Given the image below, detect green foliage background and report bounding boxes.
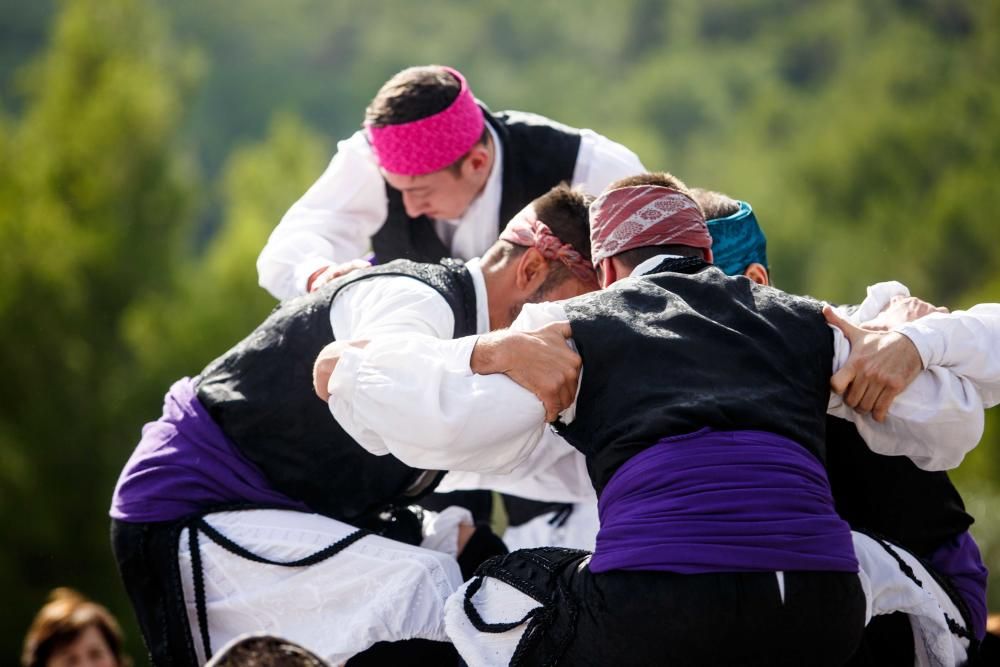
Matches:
[1,0,998,659]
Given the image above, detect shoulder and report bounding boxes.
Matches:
[332,130,378,166]
[491,109,581,137]
[338,261,473,308]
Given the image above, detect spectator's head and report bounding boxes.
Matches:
[589,172,712,287]
[22,588,129,667]
[365,65,492,220]
[482,183,597,328]
[690,187,769,286]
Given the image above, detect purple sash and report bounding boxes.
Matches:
[927,531,989,639]
[589,429,858,574]
[110,378,307,523]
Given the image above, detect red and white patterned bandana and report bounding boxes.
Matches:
[589,185,711,265]
[500,205,598,286]
[365,67,485,176]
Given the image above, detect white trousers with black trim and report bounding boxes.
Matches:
[177,508,466,665]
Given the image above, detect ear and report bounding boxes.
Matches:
[743,262,770,286]
[462,144,491,177]
[514,247,550,291]
[703,248,714,264]
[599,257,618,288]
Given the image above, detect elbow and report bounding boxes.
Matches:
[256,262,289,301]
[952,410,986,468]
[256,253,274,290]
[917,412,984,471]
[914,452,967,472]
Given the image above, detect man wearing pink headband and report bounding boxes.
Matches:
[324,172,1000,665]
[257,65,643,300]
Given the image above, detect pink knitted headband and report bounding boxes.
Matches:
[500,205,599,286]
[365,67,486,176]
[589,185,711,265]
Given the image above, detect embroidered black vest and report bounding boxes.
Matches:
[372,108,582,263]
[556,258,834,495]
[195,259,478,522]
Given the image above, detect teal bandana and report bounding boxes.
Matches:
[707,201,767,276]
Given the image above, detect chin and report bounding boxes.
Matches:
[436,208,462,220]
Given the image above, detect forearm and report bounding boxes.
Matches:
[828,311,986,470]
[897,304,1000,406]
[258,135,387,299]
[828,367,984,470]
[328,333,547,473]
[825,284,993,469]
[470,302,581,422]
[258,210,374,299]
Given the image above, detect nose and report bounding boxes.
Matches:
[402,192,428,218]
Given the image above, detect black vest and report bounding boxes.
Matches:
[195,259,478,522]
[825,416,973,555]
[557,258,834,494]
[372,108,582,263]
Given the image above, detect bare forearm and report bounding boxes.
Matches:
[470,323,580,422]
[470,331,511,375]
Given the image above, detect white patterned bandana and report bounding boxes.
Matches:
[589,185,711,265]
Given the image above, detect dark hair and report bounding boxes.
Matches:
[606,171,693,194]
[495,183,594,290]
[613,244,706,272]
[207,635,328,667]
[22,588,130,667]
[533,183,595,265]
[365,65,489,175]
[689,187,741,220]
[366,66,460,126]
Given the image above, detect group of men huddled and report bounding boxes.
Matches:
[110,65,1000,666]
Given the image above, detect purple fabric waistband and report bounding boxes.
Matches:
[589,429,858,575]
[927,531,989,640]
[110,377,307,523]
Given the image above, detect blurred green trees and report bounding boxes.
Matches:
[0,0,198,650]
[1,0,998,659]
[122,113,330,402]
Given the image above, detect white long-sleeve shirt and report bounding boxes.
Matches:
[329,258,595,505]
[258,123,645,300]
[328,261,1000,474]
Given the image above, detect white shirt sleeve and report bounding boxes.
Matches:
[330,274,995,475]
[826,283,995,470]
[897,303,1000,406]
[437,430,595,504]
[324,275,459,459]
[571,129,645,196]
[257,132,389,300]
[328,301,568,474]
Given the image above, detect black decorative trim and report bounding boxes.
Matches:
[186,516,369,660]
[866,532,975,643]
[462,548,589,666]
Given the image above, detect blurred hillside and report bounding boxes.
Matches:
[1,0,998,660]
